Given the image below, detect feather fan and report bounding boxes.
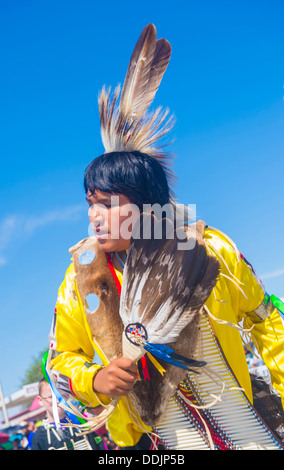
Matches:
[120,214,220,372]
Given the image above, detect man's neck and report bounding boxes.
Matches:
[112,250,127,273]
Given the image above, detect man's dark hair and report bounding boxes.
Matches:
[84,151,172,210]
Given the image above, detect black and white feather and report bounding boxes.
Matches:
[120,214,220,370]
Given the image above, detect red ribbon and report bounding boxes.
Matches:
[106,253,122,296]
[140,355,150,381]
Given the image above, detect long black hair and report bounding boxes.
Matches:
[84,151,173,210]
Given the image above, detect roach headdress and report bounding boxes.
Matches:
[98,24,175,178]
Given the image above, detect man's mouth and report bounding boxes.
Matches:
[94,228,109,240]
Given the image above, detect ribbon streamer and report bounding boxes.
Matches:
[41,351,85,427]
[143,342,206,372]
[140,355,150,381]
[270,294,284,318]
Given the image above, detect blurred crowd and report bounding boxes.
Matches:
[0,418,118,450]
[0,419,37,450]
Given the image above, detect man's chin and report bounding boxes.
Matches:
[95,238,110,250]
[95,238,117,252]
[96,237,130,253]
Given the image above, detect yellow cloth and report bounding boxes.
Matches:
[204,227,284,407]
[50,225,284,447]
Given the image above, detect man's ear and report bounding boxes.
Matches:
[37,395,43,406]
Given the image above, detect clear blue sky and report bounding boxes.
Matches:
[0,0,283,404]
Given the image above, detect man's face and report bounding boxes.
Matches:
[38,382,65,421]
[86,190,140,253]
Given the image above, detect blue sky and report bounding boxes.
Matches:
[0,0,283,405]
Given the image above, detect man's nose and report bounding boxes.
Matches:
[88,204,106,222]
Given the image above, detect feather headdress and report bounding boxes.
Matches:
[98,24,174,176]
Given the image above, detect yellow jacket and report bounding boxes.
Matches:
[50,226,284,447]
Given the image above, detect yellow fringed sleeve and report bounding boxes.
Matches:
[50,262,111,407]
[204,226,284,408]
[50,261,151,446]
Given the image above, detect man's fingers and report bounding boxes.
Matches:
[114,356,138,374]
[107,360,137,383]
[93,356,138,397]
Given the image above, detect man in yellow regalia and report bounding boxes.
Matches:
[44,24,284,450]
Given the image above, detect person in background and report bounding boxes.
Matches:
[31,378,105,450]
[21,419,37,450]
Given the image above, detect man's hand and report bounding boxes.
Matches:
[93,357,137,398]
